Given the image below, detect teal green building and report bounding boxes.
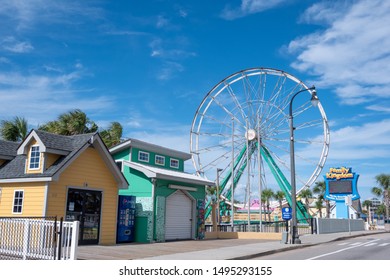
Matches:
[110,139,214,243]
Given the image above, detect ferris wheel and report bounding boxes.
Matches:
[190,68,330,217]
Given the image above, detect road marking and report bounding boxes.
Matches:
[307,239,381,260]
[338,242,349,246]
[378,243,390,247]
[350,242,362,246]
[364,243,377,247]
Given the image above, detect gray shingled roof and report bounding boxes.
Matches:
[0,130,95,180]
[0,140,19,158]
[34,130,94,152]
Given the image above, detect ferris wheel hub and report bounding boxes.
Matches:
[245,129,257,141]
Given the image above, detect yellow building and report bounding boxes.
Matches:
[0,130,128,245]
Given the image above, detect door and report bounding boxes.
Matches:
[66,188,102,245]
[165,190,193,240]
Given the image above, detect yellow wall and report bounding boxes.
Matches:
[0,182,46,217]
[0,159,5,166]
[45,153,61,169]
[47,147,119,245]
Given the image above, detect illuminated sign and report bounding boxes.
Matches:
[324,166,359,202]
[326,167,354,180]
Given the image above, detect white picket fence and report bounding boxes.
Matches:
[0,218,79,260]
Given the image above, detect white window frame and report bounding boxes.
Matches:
[12,190,24,214]
[155,155,165,166]
[29,145,41,170]
[138,151,149,163]
[170,158,179,169]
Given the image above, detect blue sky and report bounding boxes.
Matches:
[1,0,390,202]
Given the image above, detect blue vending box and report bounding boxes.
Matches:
[117,195,136,243]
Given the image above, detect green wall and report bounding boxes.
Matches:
[131,147,184,172]
[112,148,130,161]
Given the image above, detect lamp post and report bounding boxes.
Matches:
[289,85,319,244]
[216,168,223,228]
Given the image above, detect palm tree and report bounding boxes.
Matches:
[39,109,98,135]
[371,173,390,222]
[362,200,372,224]
[313,181,331,218]
[100,122,123,148]
[262,188,274,222]
[261,195,267,222]
[273,190,285,216]
[314,198,324,218]
[0,116,28,141]
[376,204,386,220]
[299,188,312,215]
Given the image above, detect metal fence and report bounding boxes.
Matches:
[0,217,79,260]
[205,218,317,235]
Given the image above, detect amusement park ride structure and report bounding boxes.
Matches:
[190,67,330,226]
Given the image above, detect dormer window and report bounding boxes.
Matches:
[155,155,165,166]
[138,151,149,163]
[29,145,41,169]
[170,158,179,169]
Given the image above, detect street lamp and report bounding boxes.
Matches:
[216,168,223,227]
[289,85,319,244]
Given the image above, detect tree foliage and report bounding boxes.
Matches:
[39,109,98,136]
[372,173,390,221]
[0,116,28,142]
[100,121,123,148]
[273,190,285,213]
[313,180,331,218]
[299,188,313,214]
[262,188,274,222]
[2,109,124,148]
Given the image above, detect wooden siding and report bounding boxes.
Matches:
[45,153,61,170]
[46,147,119,245]
[0,182,46,217]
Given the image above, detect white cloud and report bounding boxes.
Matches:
[157,61,184,80]
[0,57,11,64]
[221,0,287,20]
[0,0,103,30]
[366,104,390,113]
[0,70,113,125]
[288,0,390,105]
[178,9,188,18]
[302,119,390,163]
[1,36,33,53]
[156,15,169,29]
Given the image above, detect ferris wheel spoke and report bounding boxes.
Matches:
[262,143,290,172]
[268,75,287,105]
[294,118,324,131]
[292,100,313,118]
[209,94,245,127]
[262,117,289,138]
[199,113,234,131]
[225,81,248,123]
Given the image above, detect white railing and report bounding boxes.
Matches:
[0,218,79,260]
[58,220,80,260]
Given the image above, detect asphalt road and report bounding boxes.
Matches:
[252,232,390,260]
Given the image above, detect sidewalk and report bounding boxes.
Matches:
[77,230,388,260]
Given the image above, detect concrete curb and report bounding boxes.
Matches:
[229,230,388,260]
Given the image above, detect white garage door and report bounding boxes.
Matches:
[165,190,193,240]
